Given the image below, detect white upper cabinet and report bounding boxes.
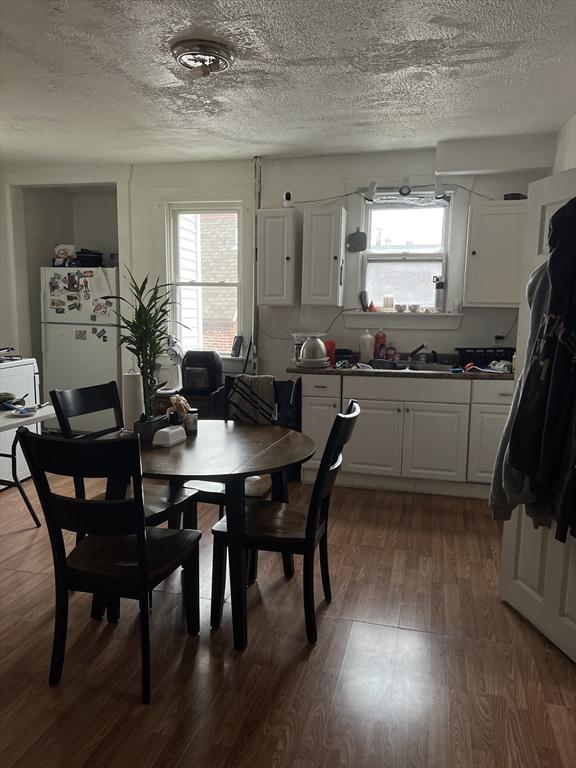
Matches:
[257,209,301,306]
[464,201,526,307]
[302,205,347,305]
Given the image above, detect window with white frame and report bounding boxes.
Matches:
[363,194,450,310]
[169,204,241,355]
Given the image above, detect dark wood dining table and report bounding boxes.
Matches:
[140,420,315,650]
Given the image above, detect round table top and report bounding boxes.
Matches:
[140,420,316,482]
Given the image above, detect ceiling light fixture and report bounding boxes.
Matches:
[170,39,234,76]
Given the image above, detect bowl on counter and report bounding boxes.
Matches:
[408,304,421,313]
[395,304,407,313]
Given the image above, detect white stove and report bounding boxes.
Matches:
[0,356,40,481]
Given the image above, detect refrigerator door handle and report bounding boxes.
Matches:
[42,324,48,362]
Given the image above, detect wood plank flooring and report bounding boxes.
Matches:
[0,479,574,768]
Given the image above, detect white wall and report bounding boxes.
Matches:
[1,145,548,377]
[258,152,542,376]
[72,191,118,254]
[21,188,74,370]
[2,165,131,362]
[553,114,576,173]
[0,171,18,350]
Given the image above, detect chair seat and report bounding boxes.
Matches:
[185,475,272,501]
[67,526,201,585]
[92,481,196,526]
[212,498,313,547]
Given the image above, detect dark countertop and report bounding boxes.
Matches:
[286,367,514,381]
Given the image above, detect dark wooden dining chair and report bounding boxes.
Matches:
[51,381,198,530]
[210,399,360,643]
[187,376,302,582]
[17,427,201,704]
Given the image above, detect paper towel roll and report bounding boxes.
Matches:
[123,370,145,430]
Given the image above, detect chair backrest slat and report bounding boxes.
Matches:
[51,381,124,439]
[50,496,144,536]
[17,428,146,539]
[305,400,360,542]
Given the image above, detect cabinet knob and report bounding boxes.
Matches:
[397,408,401,413]
[286,256,291,261]
[471,250,477,255]
[333,255,338,261]
[405,408,410,412]
[332,404,337,408]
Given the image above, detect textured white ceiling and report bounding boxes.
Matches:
[1,0,575,165]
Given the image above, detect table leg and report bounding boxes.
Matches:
[225,476,247,650]
[11,434,41,528]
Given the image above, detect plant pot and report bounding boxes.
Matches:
[133,415,169,443]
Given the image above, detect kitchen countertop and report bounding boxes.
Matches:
[286,367,514,381]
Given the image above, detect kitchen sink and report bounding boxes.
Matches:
[368,360,453,373]
[398,363,454,372]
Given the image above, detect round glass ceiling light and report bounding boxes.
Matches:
[170,40,234,76]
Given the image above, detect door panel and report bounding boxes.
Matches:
[342,399,402,476]
[500,168,576,661]
[467,404,509,483]
[302,206,345,305]
[465,203,525,306]
[257,209,297,305]
[301,396,340,470]
[402,401,469,481]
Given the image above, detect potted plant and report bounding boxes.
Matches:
[104,270,172,417]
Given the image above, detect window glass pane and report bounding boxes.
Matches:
[369,207,445,252]
[177,211,238,283]
[365,260,442,307]
[175,285,238,355]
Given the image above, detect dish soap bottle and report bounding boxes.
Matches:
[359,330,374,363]
[374,329,387,359]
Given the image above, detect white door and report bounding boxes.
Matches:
[301,395,340,470]
[464,202,526,306]
[500,168,576,662]
[257,209,299,305]
[41,267,118,324]
[42,323,120,432]
[342,399,403,476]
[301,205,346,306]
[467,404,509,483]
[402,401,469,481]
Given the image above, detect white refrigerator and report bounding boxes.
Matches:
[41,267,120,431]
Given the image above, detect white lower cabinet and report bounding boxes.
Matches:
[342,399,403,476]
[402,401,469,482]
[467,403,509,483]
[301,396,340,469]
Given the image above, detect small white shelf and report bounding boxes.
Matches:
[343,312,463,331]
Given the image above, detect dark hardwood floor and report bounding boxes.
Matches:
[0,479,574,768]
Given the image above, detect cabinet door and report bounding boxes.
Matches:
[342,399,403,476]
[464,201,526,306]
[402,402,469,481]
[257,209,299,305]
[301,396,340,469]
[302,205,346,306]
[467,403,509,483]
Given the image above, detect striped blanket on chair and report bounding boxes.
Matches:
[228,375,276,424]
